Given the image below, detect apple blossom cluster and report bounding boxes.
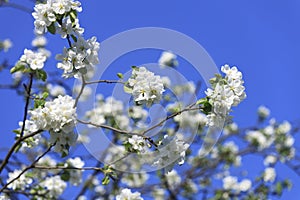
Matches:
[32,0,82,35]
[126,67,165,105]
[246,119,295,160]
[263,167,276,182]
[66,157,85,186]
[154,135,189,173]
[222,176,252,193]
[28,95,77,154]
[85,96,131,130]
[116,188,143,200]
[127,135,146,153]
[0,38,12,52]
[40,175,67,198]
[7,169,33,191]
[204,64,246,128]
[32,0,100,78]
[158,51,178,68]
[31,35,52,58]
[16,120,41,151]
[18,49,47,70]
[56,36,100,78]
[165,170,181,190]
[168,102,207,129]
[121,172,149,188]
[258,105,270,120]
[211,141,241,166]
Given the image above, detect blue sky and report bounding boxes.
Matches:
[1,0,300,199]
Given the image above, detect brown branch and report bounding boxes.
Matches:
[0,1,32,13]
[0,143,54,192]
[0,130,43,174]
[85,79,124,85]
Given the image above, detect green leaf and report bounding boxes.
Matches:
[275,182,283,196]
[13,129,21,135]
[70,10,77,23]
[131,66,137,69]
[117,73,123,79]
[123,85,133,93]
[61,171,71,181]
[124,142,132,152]
[196,97,207,105]
[34,99,45,109]
[47,23,56,34]
[202,101,212,115]
[36,70,47,82]
[102,175,110,185]
[10,64,25,74]
[42,91,49,99]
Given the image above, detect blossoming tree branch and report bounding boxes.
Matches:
[0,0,299,199]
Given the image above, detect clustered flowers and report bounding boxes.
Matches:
[56,36,100,78]
[126,67,165,105]
[32,0,82,35]
[32,0,100,78]
[18,49,47,70]
[204,64,246,127]
[154,135,189,173]
[158,51,178,68]
[28,95,77,154]
[116,188,143,200]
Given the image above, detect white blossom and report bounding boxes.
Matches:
[32,0,82,34]
[152,186,165,200]
[32,35,47,47]
[1,39,12,52]
[264,155,277,166]
[173,81,196,95]
[258,105,270,119]
[56,36,99,78]
[246,130,273,150]
[205,64,246,127]
[127,67,165,105]
[284,135,295,147]
[158,51,178,67]
[85,96,125,127]
[121,172,149,188]
[223,176,238,190]
[19,49,47,70]
[128,135,146,152]
[277,121,291,134]
[116,188,143,200]
[165,170,181,190]
[238,179,252,192]
[29,95,77,154]
[154,135,189,173]
[174,110,207,129]
[263,167,276,182]
[56,16,84,38]
[40,175,67,198]
[67,157,85,186]
[7,170,33,190]
[47,84,66,97]
[17,120,41,150]
[32,2,56,34]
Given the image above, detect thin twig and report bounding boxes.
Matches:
[85,79,124,85]
[20,73,33,138]
[73,75,86,108]
[33,165,104,172]
[0,143,54,192]
[0,130,43,174]
[0,2,32,13]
